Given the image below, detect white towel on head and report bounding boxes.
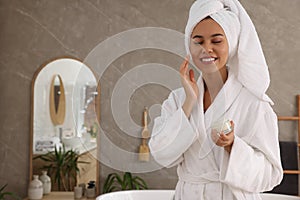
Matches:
[185,0,273,104]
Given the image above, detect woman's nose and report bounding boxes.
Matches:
[201,43,213,54]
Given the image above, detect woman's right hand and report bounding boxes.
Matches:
[180,56,199,118]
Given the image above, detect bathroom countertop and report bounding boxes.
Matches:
[33,141,97,155]
[24,192,96,200]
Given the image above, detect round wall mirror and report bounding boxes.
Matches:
[30,57,100,193]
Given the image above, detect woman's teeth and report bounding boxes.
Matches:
[201,57,216,62]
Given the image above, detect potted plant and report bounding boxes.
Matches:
[0,184,20,200]
[103,172,148,194]
[34,145,89,191]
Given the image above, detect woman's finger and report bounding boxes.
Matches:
[180,58,189,75]
[230,120,235,130]
[189,69,195,82]
[185,55,190,62]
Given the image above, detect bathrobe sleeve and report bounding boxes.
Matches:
[220,101,283,193]
[149,90,197,168]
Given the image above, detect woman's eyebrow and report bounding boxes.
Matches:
[192,33,224,39]
[192,35,203,39]
[211,33,224,37]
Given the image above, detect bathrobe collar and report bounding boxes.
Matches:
[190,70,243,141]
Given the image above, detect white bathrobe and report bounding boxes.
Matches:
[149,72,283,200]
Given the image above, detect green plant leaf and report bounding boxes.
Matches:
[0,184,7,193]
[34,145,88,191]
[103,174,117,193]
[103,172,148,193]
[123,172,134,190]
[0,184,21,200]
[132,176,148,189]
[108,186,117,193]
[114,173,122,185]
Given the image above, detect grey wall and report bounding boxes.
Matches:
[0,0,300,198]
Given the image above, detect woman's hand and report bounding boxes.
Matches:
[180,55,199,118]
[212,121,235,153]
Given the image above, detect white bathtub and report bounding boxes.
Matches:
[96,190,300,200]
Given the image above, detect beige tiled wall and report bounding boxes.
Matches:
[0,0,300,198]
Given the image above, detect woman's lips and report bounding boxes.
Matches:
[200,57,217,64]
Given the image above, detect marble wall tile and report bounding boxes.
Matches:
[0,0,300,198]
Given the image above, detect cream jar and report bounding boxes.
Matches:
[212,119,232,135]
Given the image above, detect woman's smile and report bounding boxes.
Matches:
[200,56,218,65]
[190,17,229,74]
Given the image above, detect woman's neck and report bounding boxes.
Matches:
[203,66,228,101]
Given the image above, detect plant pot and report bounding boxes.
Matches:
[74,186,83,199]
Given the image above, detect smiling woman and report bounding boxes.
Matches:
[190,17,229,74]
[148,0,283,199]
[0,0,300,199]
[188,17,230,113]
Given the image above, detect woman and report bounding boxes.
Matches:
[149,0,283,199]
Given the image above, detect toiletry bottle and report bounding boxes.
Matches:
[39,170,51,195]
[28,175,43,200]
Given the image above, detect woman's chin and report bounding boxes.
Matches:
[197,65,220,74]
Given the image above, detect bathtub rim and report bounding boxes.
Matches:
[96,189,300,199]
[96,190,174,199]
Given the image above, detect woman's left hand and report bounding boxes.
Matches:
[212,121,235,153]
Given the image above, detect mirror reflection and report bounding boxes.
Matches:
[31,58,99,192]
[49,74,66,127]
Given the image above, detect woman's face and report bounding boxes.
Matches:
[190,18,229,74]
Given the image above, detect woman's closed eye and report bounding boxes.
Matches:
[192,39,203,45]
[192,38,223,45]
[212,39,222,44]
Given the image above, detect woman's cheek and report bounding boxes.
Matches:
[189,45,202,62]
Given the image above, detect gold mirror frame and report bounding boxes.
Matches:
[29,57,100,194]
[49,75,66,126]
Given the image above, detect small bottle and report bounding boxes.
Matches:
[86,181,96,198]
[39,171,51,195]
[28,175,43,200]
